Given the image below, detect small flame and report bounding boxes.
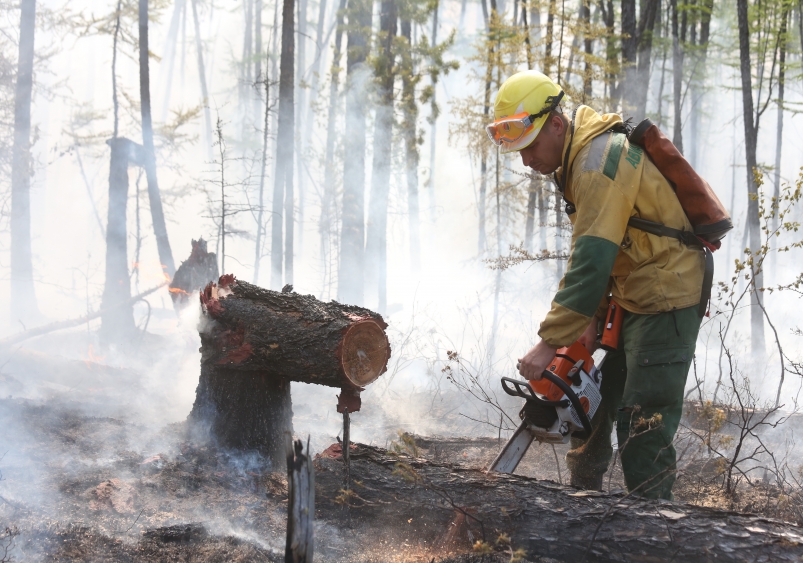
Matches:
[169,287,190,295]
[83,344,106,368]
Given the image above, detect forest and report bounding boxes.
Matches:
[1,0,803,560]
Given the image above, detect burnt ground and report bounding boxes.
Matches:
[1,336,803,562]
[1,396,803,562]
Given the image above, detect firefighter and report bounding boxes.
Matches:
[486,70,705,500]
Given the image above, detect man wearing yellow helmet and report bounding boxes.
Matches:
[488,70,705,500]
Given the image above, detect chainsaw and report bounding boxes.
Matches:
[488,341,607,474]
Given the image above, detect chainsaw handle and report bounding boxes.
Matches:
[500,376,571,408]
[501,377,537,401]
[539,371,594,436]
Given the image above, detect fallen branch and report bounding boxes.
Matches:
[0,282,168,347]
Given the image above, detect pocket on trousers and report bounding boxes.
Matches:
[634,346,691,368]
[625,345,692,409]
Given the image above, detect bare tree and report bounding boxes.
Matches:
[271,0,296,289]
[10,0,40,325]
[191,0,214,163]
[139,0,176,278]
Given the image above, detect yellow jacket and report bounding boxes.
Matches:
[538,106,705,347]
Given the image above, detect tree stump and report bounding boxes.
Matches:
[189,275,391,467]
[169,238,219,310]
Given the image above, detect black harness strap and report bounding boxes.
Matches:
[555,108,579,215]
[626,217,713,317]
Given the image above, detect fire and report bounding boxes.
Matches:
[169,287,190,295]
[83,344,106,368]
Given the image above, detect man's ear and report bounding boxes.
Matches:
[551,114,566,136]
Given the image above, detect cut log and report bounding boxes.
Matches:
[313,443,803,563]
[189,274,391,466]
[195,275,391,388]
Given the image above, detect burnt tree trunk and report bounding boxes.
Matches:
[190,275,391,465]
[285,438,314,562]
[169,238,219,309]
[101,138,145,342]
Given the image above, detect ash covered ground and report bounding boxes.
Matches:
[1,323,802,562]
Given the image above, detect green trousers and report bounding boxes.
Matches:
[565,305,702,500]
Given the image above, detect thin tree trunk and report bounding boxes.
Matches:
[139,0,176,279]
[366,0,397,313]
[655,0,669,126]
[523,0,537,253]
[670,0,684,153]
[632,0,659,118]
[621,0,637,111]
[10,0,39,325]
[254,0,263,122]
[736,0,765,353]
[427,0,439,222]
[771,2,789,239]
[400,17,421,274]
[598,0,617,107]
[272,0,296,289]
[295,0,308,251]
[581,0,592,101]
[478,0,492,255]
[112,0,122,137]
[338,0,374,305]
[688,0,712,169]
[254,74,270,285]
[240,0,254,137]
[303,0,328,191]
[159,0,185,123]
[321,0,347,296]
[191,0,214,164]
[545,0,556,74]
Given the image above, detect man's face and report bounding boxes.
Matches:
[518,114,566,175]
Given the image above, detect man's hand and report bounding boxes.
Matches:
[518,339,559,381]
[577,317,600,353]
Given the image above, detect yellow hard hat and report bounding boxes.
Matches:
[488,71,564,154]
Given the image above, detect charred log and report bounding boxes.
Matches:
[190,274,390,466]
[313,444,803,563]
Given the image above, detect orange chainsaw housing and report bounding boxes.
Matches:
[530,342,595,405]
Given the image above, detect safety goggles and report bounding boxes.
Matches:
[485,91,565,148]
[485,112,539,146]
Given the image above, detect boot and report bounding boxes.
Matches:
[570,472,604,491]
